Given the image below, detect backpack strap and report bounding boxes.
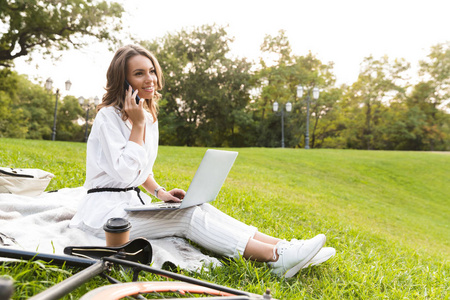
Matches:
[0,168,34,178]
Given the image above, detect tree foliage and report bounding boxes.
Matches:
[341,56,410,150]
[0,69,28,138]
[413,42,450,150]
[56,95,87,142]
[252,30,338,148]
[0,70,87,141]
[142,24,253,147]
[0,0,124,66]
[0,21,448,150]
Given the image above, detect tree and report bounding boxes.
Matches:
[0,0,124,67]
[0,69,28,138]
[0,71,87,141]
[254,30,338,148]
[378,101,428,150]
[377,43,450,151]
[308,87,345,148]
[342,55,410,150]
[14,74,55,139]
[291,53,337,148]
[411,42,450,150]
[418,42,450,110]
[56,95,86,142]
[142,24,253,147]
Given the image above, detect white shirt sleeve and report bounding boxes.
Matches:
[85,107,150,187]
[97,120,148,183]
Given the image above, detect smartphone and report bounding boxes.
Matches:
[124,80,141,104]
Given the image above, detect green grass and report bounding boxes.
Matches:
[0,138,449,299]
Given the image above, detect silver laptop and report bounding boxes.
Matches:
[125,149,238,212]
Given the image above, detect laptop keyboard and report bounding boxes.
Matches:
[156,202,181,209]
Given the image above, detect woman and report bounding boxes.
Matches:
[69,44,335,278]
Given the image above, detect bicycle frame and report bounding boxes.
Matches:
[0,246,275,299]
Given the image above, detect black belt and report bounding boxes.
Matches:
[87,187,145,205]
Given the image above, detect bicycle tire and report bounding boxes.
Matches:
[80,281,239,299]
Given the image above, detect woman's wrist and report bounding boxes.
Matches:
[154,186,166,198]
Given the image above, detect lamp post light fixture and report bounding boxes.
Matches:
[79,96,100,142]
[297,85,319,149]
[273,101,292,148]
[45,78,72,141]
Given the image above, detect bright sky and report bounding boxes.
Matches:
[13,0,450,101]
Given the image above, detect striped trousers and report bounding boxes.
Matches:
[127,204,257,258]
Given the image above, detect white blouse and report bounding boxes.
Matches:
[70,106,158,235]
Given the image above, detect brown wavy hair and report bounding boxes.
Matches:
[97,44,164,122]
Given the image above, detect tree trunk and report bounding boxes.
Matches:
[365,102,372,150]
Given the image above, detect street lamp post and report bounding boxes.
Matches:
[273,101,292,148]
[45,78,72,141]
[297,85,319,149]
[79,96,100,142]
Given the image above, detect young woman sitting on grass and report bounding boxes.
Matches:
[69,44,335,278]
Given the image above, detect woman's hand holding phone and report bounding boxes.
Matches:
[124,80,141,105]
[124,84,145,126]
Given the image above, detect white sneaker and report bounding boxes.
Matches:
[290,238,336,269]
[268,234,326,278]
[302,247,336,268]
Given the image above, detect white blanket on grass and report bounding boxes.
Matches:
[0,187,221,271]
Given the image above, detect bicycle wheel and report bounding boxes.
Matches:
[79,281,263,299]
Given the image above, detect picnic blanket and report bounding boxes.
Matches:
[0,187,221,271]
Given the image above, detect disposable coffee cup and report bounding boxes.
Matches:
[0,277,14,300]
[103,218,132,247]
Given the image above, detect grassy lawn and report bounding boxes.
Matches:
[0,138,449,299]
